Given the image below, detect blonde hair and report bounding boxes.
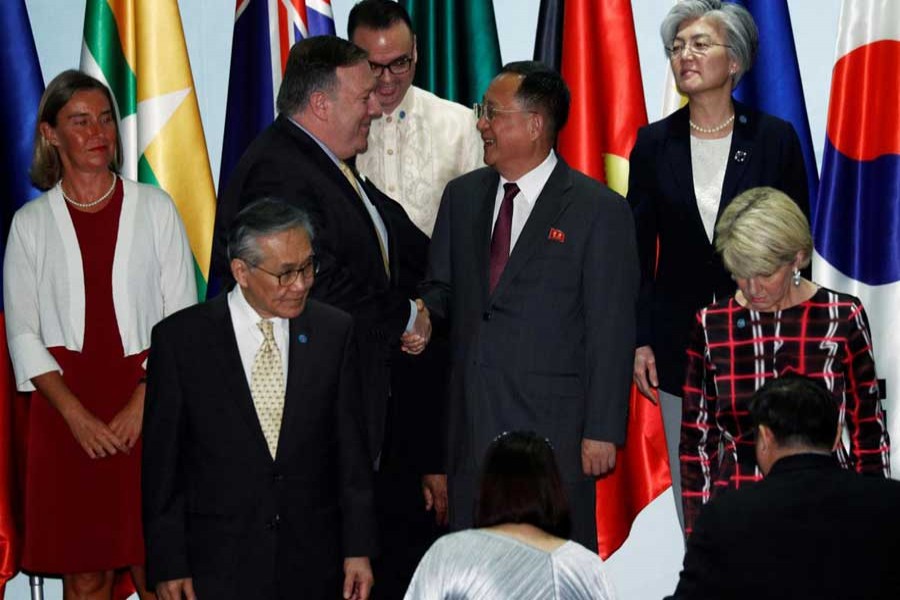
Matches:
[30,70,122,190]
[715,187,812,279]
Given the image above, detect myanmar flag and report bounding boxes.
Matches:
[81,0,216,301]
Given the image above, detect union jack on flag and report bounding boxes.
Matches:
[211,0,334,297]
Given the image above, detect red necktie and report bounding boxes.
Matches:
[489,182,519,293]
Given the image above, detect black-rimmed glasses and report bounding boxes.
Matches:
[249,255,319,287]
[368,56,413,77]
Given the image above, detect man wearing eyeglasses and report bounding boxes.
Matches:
[420,62,639,551]
[144,198,376,600]
[348,0,483,238]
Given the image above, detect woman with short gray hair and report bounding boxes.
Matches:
[680,187,889,534]
[627,0,810,531]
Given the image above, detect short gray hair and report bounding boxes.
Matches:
[715,187,812,279]
[226,198,316,265]
[660,0,758,86]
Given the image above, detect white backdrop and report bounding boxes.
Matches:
[10,1,842,598]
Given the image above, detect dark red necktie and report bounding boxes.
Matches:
[489,182,519,293]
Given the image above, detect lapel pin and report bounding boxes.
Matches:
[733,150,748,163]
[297,334,308,344]
[737,318,746,329]
[548,228,566,243]
[738,114,748,124]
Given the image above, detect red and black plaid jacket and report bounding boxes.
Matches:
[680,287,890,534]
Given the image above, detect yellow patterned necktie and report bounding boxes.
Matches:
[250,320,285,458]
[337,160,390,277]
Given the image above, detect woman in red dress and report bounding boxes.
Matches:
[3,70,197,598]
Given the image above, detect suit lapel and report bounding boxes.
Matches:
[475,170,500,305]
[491,159,573,299]
[208,295,273,462]
[716,101,754,223]
[277,117,390,284]
[665,106,699,223]
[276,309,313,461]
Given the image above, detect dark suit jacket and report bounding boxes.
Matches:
[142,296,376,599]
[213,115,431,462]
[421,157,639,495]
[628,101,809,393]
[668,453,900,600]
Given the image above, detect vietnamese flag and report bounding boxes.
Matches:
[534,0,672,559]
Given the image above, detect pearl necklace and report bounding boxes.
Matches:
[60,174,118,209]
[689,113,735,134]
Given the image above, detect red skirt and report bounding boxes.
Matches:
[21,347,147,574]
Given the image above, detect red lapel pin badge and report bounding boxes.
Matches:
[548,227,566,243]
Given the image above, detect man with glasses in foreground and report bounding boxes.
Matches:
[420,62,639,551]
[144,198,376,600]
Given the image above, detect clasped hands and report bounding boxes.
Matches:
[401,298,431,355]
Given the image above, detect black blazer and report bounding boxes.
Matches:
[213,115,430,460]
[142,296,376,599]
[422,158,639,484]
[628,101,809,393]
[668,454,900,600]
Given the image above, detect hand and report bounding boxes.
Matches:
[401,299,431,355]
[422,474,449,526]
[581,438,617,477]
[108,381,146,451]
[64,403,128,459]
[343,556,373,600]
[633,345,659,402]
[156,577,196,600]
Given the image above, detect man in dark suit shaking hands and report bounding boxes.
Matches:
[669,376,900,600]
[143,199,376,600]
[420,62,640,551]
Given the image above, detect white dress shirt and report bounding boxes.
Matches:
[492,150,559,253]
[287,118,417,331]
[228,285,289,389]
[357,86,484,237]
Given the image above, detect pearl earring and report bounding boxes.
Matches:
[792,268,801,287]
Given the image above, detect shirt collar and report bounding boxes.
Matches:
[499,150,558,207]
[287,116,342,166]
[228,284,289,336]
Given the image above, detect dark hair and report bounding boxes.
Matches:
[749,376,839,451]
[500,61,571,144]
[30,70,123,190]
[227,198,316,265]
[276,36,368,116]
[347,0,413,39]
[475,431,571,538]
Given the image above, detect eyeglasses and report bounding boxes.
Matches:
[472,102,535,122]
[368,56,413,77]
[249,255,319,287]
[665,39,733,60]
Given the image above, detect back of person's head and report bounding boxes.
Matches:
[347,0,414,38]
[498,61,571,144]
[276,36,368,116]
[475,431,571,538]
[750,376,839,451]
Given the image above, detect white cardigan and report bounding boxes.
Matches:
[3,178,197,391]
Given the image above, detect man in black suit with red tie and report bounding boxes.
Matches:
[420,62,640,551]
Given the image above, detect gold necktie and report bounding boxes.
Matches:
[250,320,285,458]
[337,160,390,277]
